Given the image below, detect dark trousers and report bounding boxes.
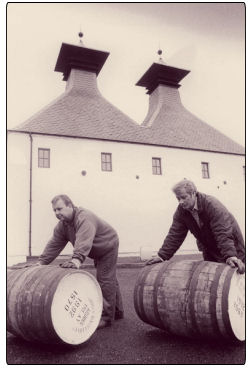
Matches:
[94,241,124,323]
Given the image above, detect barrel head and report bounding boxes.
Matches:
[227,270,245,341]
[51,270,103,345]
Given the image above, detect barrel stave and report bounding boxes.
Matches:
[158,261,200,336]
[186,262,224,338]
[28,267,58,342]
[8,267,40,341]
[16,267,42,342]
[7,268,27,336]
[25,266,63,343]
[141,265,163,328]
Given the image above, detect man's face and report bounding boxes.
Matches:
[175,188,196,210]
[52,199,73,221]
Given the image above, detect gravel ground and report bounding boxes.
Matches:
[6,267,245,365]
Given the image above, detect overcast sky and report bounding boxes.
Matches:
[6,2,245,146]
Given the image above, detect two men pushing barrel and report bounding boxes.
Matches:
[30,179,245,330]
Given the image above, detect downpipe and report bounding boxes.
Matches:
[28,133,33,257]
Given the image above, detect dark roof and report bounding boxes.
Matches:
[12,88,141,142]
[136,62,190,94]
[139,102,245,154]
[54,43,109,81]
[12,38,244,157]
[12,85,244,155]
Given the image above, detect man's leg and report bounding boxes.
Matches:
[115,279,124,319]
[95,241,123,325]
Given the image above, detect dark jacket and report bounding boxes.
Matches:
[39,207,119,265]
[158,192,245,263]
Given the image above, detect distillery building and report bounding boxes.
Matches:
[7,38,245,265]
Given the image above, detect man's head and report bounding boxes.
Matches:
[172,179,197,210]
[51,194,74,221]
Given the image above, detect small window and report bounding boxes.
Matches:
[201,162,210,179]
[152,157,162,175]
[38,148,50,168]
[101,153,112,171]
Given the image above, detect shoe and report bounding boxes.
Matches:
[97,319,111,329]
[115,311,124,320]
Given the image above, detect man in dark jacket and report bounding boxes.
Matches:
[146,179,245,273]
[32,194,124,328]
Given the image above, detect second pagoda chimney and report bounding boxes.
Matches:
[136,57,190,126]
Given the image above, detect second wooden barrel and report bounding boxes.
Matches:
[7,265,103,345]
[134,260,245,341]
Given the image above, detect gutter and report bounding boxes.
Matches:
[28,133,33,257]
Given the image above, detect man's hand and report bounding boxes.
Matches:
[60,259,81,269]
[11,262,41,269]
[226,256,245,274]
[145,256,163,265]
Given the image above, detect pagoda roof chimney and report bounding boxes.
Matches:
[54,37,109,81]
[136,50,190,94]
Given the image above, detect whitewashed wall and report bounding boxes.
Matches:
[7,133,30,264]
[7,132,245,264]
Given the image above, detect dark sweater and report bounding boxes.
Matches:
[158,192,245,263]
[39,207,118,264]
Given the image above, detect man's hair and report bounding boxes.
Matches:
[51,194,74,207]
[172,179,197,195]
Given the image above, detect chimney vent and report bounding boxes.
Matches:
[136,63,190,94]
[54,43,109,81]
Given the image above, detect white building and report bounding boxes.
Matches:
[7,41,245,265]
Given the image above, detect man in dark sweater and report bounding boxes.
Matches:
[36,194,124,328]
[146,179,245,274]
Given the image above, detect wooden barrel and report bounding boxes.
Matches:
[134,260,245,341]
[7,265,103,345]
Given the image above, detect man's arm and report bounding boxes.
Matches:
[60,214,97,269]
[205,198,245,273]
[39,223,68,265]
[205,198,238,260]
[158,213,188,260]
[146,211,188,265]
[69,216,96,264]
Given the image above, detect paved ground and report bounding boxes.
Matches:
[7,266,245,365]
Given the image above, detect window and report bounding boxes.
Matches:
[152,157,162,175]
[201,162,210,178]
[101,153,112,171]
[38,148,50,168]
